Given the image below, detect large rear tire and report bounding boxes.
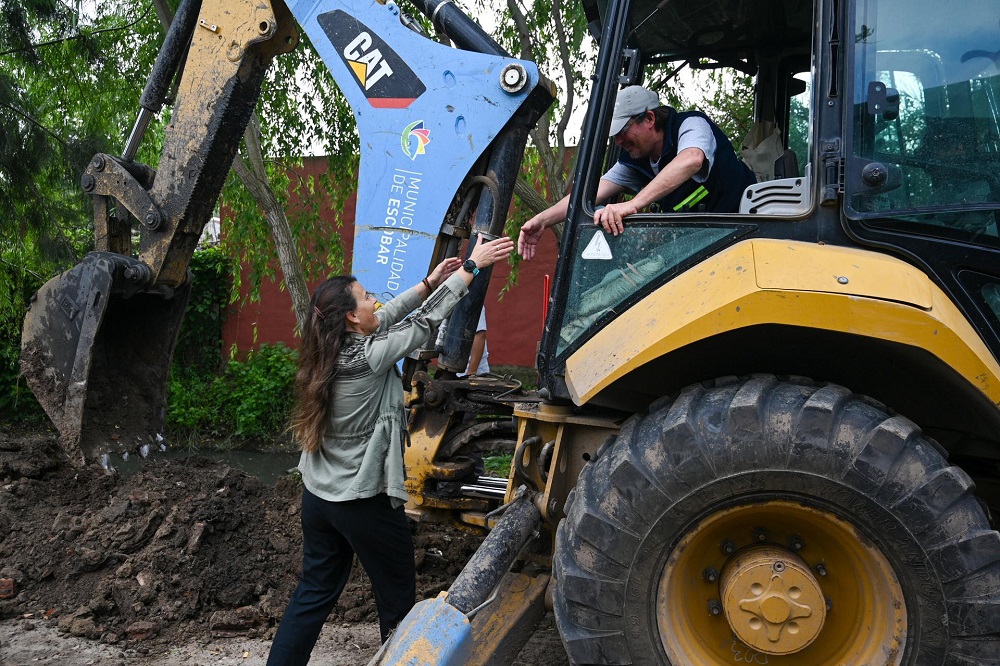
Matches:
[553,376,1000,664]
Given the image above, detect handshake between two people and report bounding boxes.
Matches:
[425,236,516,289]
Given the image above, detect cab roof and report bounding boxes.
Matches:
[582,0,813,65]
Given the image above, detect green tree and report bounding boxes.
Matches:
[4,0,356,343]
[1,0,162,420]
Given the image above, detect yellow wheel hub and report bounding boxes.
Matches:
[655,500,907,664]
[720,546,825,654]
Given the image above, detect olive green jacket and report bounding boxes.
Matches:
[298,273,469,508]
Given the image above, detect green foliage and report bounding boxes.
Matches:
[167,343,298,441]
[483,454,512,479]
[166,369,223,439]
[221,30,354,312]
[0,250,45,422]
[173,246,231,373]
[691,69,755,151]
[2,0,164,279]
[224,343,298,437]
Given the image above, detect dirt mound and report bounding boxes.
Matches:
[0,427,483,649]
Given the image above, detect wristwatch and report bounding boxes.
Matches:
[462,259,479,276]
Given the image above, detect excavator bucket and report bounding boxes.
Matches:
[20,252,190,466]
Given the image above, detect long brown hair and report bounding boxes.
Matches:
[291,276,357,453]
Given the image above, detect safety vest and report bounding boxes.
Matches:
[617,109,756,213]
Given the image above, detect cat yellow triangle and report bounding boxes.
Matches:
[349,60,367,86]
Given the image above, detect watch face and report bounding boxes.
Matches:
[463,259,478,273]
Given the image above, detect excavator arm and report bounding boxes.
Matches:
[20,0,552,464]
[21,0,299,465]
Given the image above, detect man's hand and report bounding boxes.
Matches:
[593,201,638,236]
[517,214,547,261]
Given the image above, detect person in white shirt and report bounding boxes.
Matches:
[465,308,489,376]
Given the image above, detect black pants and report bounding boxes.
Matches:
[266,490,416,665]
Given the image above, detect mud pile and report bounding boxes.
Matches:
[0,427,483,647]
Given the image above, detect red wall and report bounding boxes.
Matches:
[221,157,559,368]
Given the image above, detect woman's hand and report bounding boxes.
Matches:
[469,236,515,268]
[427,257,462,289]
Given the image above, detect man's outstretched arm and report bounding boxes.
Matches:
[518,179,626,260]
[592,147,705,235]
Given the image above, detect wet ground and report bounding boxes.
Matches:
[0,426,569,665]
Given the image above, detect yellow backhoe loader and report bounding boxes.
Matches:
[21,0,1000,663]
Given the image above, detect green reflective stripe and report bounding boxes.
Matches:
[672,185,708,211]
[688,187,710,208]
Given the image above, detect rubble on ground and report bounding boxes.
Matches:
[0,427,483,649]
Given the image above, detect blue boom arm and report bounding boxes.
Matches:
[288,0,544,299]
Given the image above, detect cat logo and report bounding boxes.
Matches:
[318,11,427,109]
[343,33,393,90]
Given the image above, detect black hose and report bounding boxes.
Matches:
[445,494,540,614]
[139,0,202,113]
[407,0,509,57]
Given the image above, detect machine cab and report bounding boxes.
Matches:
[538,0,1000,413]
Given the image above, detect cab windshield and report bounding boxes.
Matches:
[848,0,1000,246]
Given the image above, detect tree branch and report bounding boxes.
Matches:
[237,112,311,334]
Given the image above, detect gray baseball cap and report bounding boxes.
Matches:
[609,86,660,136]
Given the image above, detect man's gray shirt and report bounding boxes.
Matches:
[603,116,717,192]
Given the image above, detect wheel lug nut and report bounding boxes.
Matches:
[708,600,722,616]
[703,567,718,583]
[721,540,737,555]
[790,535,804,551]
[753,528,768,542]
[816,563,827,577]
[825,597,833,611]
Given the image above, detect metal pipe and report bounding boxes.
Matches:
[460,484,507,499]
[446,495,541,614]
[139,0,202,114]
[475,476,509,488]
[123,0,202,163]
[122,110,154,164]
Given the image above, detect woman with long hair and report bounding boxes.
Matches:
[267,236,514,665]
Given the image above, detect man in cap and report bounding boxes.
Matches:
[518,85,756,260]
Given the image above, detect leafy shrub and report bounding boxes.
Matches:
[222,343,298,437]
[484,454,513,479]
[0,334,44,422]
[173,246,230,373]
[167,342,298,442]
[167,369,226,439]
[0,258,45,423]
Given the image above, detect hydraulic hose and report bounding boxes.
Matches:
[445,493,540,614]
[407,0,509,57]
